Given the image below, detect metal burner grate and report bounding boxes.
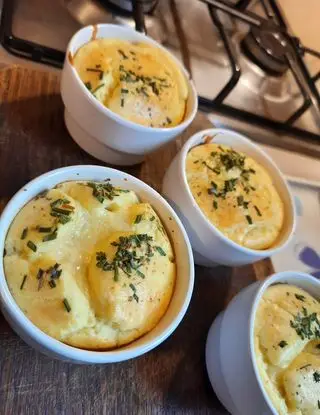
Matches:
[200,0,320,142]
[1,0,319,143]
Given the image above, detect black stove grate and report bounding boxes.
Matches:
[201,0,320,143]
[1,0,320,142]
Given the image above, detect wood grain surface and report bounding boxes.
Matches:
[0,66,273,415]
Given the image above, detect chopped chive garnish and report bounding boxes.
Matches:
[290,308,320,340]
[254,205,262,216]
[21,227,28,240]
[27,240,37,252]
[295,294,306,302]
[121,98,124,107]
[237,195,244,206]
[133,293,139,303]
[155,246,166,256]
[300,364,312,370]
[37,268,44,280]
[136,269,145,279]
[213,200,218,210]
[92,83,105,94]
[85,81,92,91]
[246,215,253,225]
[63,298,71,313]
[121,88,129,94]
[86,68,103,73]
[134,214,143,224]
[51,207,72,216]
[150,216,155,221]
[278,340,288,348]
[20,275,27,290]
[166,117,172,124]
[114,265,119,282]
[313,371,320,383]
[42,230,57,242]
[48,280,56,288]
[129,283,136,292]
[37,226,52,233]
[118,49,128,59]
[243,201,249,209]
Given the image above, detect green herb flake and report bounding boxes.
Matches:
[290,308,320,340]
[318,400,320,409]
[313,371,320,383]
[134,214,143,224]
[129,283,136,292]
[213,200,218,210]
[300,364,311,370]
[114,265,119,282]
[254,205,262,217]
[21,227,28,240]
[166,117,172,124]
[27,240,37,252]
[278,340,288,348]
[136,269,145,279]
[48,280,56,289]
[246,215,253,225]
[295,294,306,302]
[150,216,155,222]
[121,98,124,107]
[42,230,58,242]
[86,67,103,73]
[37,226,52,233]
[121,88,129,94]
[85,81,92,91]
[155,246,166,256]
[20,275,27,290]
[118,49,128,59]
[237,195,244,206]
[96,234,154,280]
[63,298,71,313]
[92,83,105,94]
[133,293,139,303]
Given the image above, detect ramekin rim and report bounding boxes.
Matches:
[64,23,198,133]
[0,165,195,362]
[177,127,296,257]
[248,271,320,414]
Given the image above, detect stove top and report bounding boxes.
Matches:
[1,0,320,152]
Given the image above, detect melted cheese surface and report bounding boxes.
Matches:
[4,181,175,350]
[254,284,320,414]
[186,143,284,249]
[73,39,188,128]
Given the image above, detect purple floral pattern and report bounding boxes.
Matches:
[298,246,320,279]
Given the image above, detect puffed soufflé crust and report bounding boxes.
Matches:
[254,284,320,414]
[186,143,284,250]
[4,181,175,349]
[73,39,188,128]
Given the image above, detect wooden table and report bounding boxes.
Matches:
[0,66,273,414]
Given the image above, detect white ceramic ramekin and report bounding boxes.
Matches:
[206,271,320,415]
[162,128,296,267]
[61,24,198,166]
[0,165,194,363]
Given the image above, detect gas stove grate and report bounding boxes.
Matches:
[199,0,320,142]
[1,0,319,143]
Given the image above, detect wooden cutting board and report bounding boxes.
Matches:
[0,66,273,415]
